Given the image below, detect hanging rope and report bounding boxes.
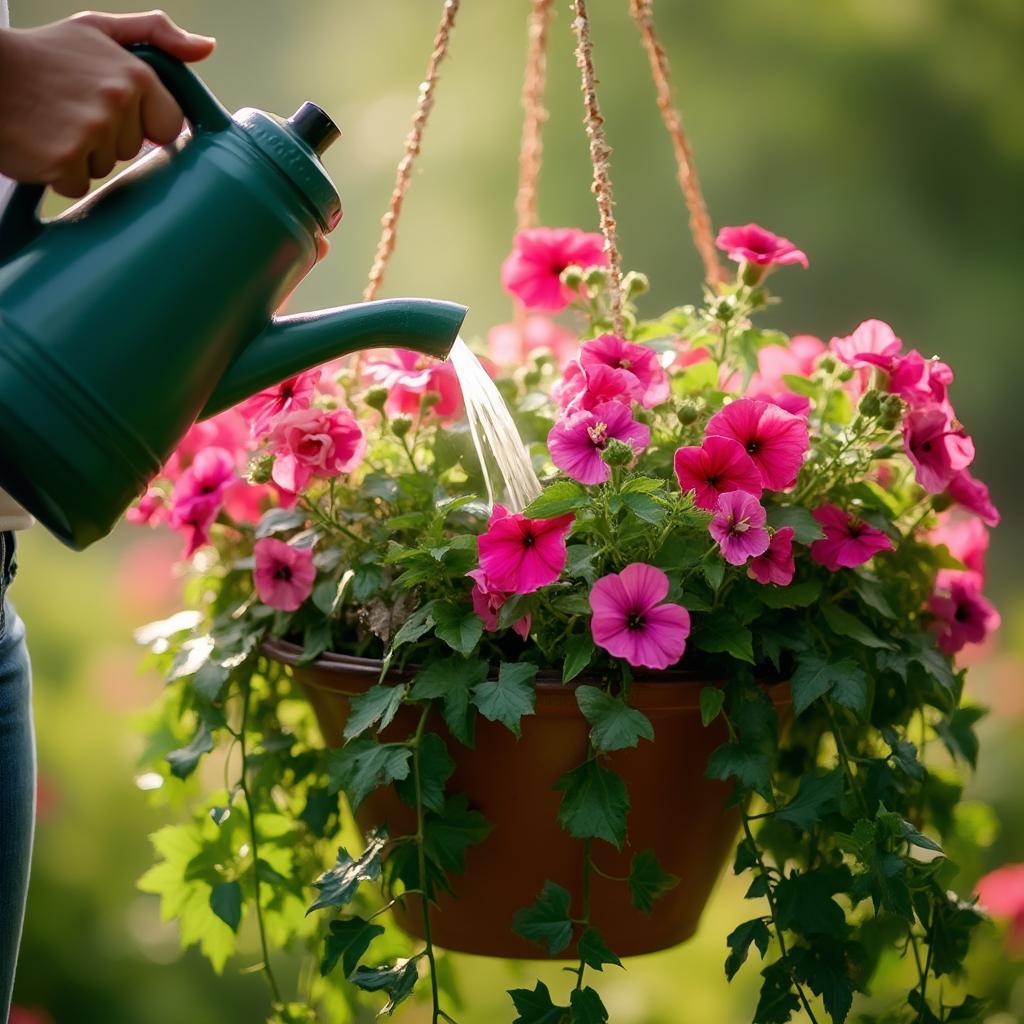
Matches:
[570,0,625,337]
[628,0,725,287]
[362,0,461,304]
[515,0,555,234]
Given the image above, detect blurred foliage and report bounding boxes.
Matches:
[9,0,1024,1021]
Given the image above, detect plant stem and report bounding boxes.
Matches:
[575,838,593,992]
[239,670,283,1005]
[824,698,871,818]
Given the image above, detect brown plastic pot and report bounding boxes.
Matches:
[264,638,789,959]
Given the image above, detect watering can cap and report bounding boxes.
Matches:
[234,102,343,232]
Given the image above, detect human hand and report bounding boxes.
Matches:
[0,10,215,198]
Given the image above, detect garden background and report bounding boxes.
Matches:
[9,1,1024,1021]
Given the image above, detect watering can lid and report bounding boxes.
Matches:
[234,101,343,232]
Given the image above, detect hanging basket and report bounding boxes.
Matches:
[264,638,790,959]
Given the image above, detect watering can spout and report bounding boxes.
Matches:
[200,297,468,419]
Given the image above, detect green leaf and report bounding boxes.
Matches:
[766,505,824,543]
[703,559,726,592]
[757,580,822,609]
[471,662,538,737]
[210,880,242,932]
[509,981,569,1024]
[724,918,770,980]
[775,870,846,936]
[790,651,867,717]
[424,795,492,874]
[327,737,411,809]
[619,491,666,524]
[255,507,307,538]
[754,960,801,1024]
[192,661,229,702]
[897,817,943,854]
[512,881,574,955]
[523,481,587,518]
[621,476,664,494]
[166,720,214,780]
[390,600,437,650]
[395,732,454,814]
[433,600,484,656]
[410,656,488,748]
[700,686,725,726]
[575,686,654,752]
[628,850,679,913]
[320,916,385,978]
[343,684,406,740]
[308,831,387,913]
[569,987,608,1024]
[352,563,386,601]
[776,769,844,829]
[577,927,623,971]
[706,743,772,801]
[563,634,595,683]
[693,612,755,663]
[790,941,860,1024]
[906,632,958,693]
[556,760,630,848]
[350,957,420,1015]
[935,705,986,768]
[821,603,895,650]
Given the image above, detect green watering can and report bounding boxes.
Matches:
[0,44,467,550]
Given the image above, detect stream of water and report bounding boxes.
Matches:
[448,337,542,514]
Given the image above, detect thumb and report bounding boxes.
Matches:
[77,10,216,63]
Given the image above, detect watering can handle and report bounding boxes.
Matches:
[0,43,231,262]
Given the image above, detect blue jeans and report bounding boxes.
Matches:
[0,533,33,1022]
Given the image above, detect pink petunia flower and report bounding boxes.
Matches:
[269,407,366,494]
[501,227,608,311]
[929,570,1000,656]
[809,504,893,571]
[253,538,316,612]
[830,319,903,369]
[487,315,578,369]
[164,408,250,482]
[748,389,811,418]
[127,486,167,526]
[930,514,989,582]
[362,349,462,420]
[903,405,975,494]
[748,527,796,586]
[947,469,1000,526]
[715,223,808,269]
[477,505,574,594]
[238,368,321,439]
[709,491,771,566]
[467,567,531,640]
[579,335,669,408]
[553,359,644,412]
[673,435,763,511]
[886,350,953,410]
[167,447,236,556]
[705,398,809,492]
[589,562,690,670]
[548,402,650,485]
[976,864,1024,951]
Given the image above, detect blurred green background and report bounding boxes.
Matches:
[8,1,1024,1021]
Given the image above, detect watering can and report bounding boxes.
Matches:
[0,44,467,550]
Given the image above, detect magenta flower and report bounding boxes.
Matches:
[976,864,1024,951]
[716,223,808,268]
[706,398,809,492]
[903,405,975,493]
[164,409,249,482]
[553,359,643,412]
[238,367,320,439]
[673,435,763,511]
[501,227,608,311]
[168,447,236,556]
[709,491,771,566]
[127,486,166,527]
[929,570,1000,655]
[548,402,650,485]
[947,469,1000,526]
[467,567,531,640]
[269,407,366,494]
[477,505,574,594]
[580,335,669,408]
[809,504,893,571]
[886,350,953,410]
[830,319,903,369]
[589,562,690,670]
[748,389,811,418]
[362,349,462,420]
[253,538,316,612]
[487,315,577,369]
[748,527,796,586]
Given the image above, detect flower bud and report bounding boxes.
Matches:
[712,296,736,322]
[858,390,882,418]
[622,270,650,297]
[837,368,855,382]
[878,395,904,430]
[583,265,608,289]
[420,391,441,411]
[740,260,767,287]
[364,385,389,413]
[247,454,274,485]
[391,416,413,439]
[560,264,585,289]
[524,367,542,388]
[600,438,637,467]
[818,355,837,374]
[677,399,701,425]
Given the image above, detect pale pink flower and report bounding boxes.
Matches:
[164,409,249,482]
[709,491,771,565]
[809,504,893,571]
[238,368,320,438]
[253,538,316,612]
[947,469,1000,527]
[548,403,650,485]
[580,335,669,408]
[127,487,166,526]
[553,359,643,412]
[269,407,366,494]
[673,435,763,511]
[976,864,1024,951]
[589,562,690,670]
[501,227,607,311]
[930,515,989,582]
[929,570,1000,656]
[715,223,808,268]
[903,405,975,493]
[467,567,531,640]
[477,505,574,594]
[222,479,274,524]
[755,335,826,387]
[487,315,578,369]
[362,349,462,420]
[748,527,796,586]
[706,398,809,492]
[830,319,902,369]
